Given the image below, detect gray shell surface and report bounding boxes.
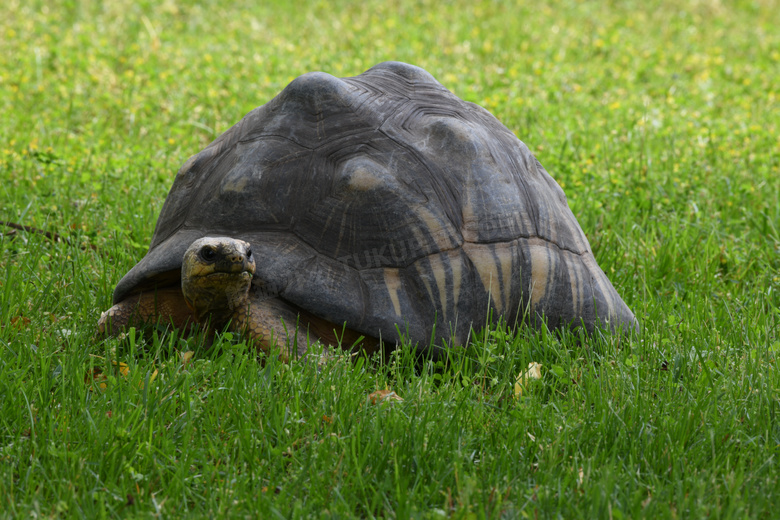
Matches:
[114,61,636,350]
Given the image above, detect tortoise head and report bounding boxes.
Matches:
[181,237,256,325]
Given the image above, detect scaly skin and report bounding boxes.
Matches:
[180,237,255,325]
[231,297,311,361]
[97,288,196,335]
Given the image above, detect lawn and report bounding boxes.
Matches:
[1,0,779,517]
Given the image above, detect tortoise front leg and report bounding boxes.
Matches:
[232,294,384,362]
[97,288,196,335]
[231,297,315,361]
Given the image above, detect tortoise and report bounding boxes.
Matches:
[98,61,637,359]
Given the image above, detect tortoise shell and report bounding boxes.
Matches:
[113,61,636,351]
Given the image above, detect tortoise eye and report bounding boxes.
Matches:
[200,246,217,262]
[246,248,253,259]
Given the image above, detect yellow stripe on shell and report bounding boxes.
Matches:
[427,253,449,322]
[411,204,459,252]
[447,249,463,311]
[383,268,403,317]
[528,243,556,310]
[462,242,513,314]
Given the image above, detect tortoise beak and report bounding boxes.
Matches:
[214,249,255,276]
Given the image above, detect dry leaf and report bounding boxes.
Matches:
[10,316,31,329]
[368,389,403,405]
[144,369,159,388]
[85,357,133,391]
[180,350,194,366]
[85,367,108,391]
[514,362,543,398]
[115,361,130,377]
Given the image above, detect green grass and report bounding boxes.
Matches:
[2,0,779,517]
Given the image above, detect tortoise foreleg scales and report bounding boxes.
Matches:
[97,288,196,335]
